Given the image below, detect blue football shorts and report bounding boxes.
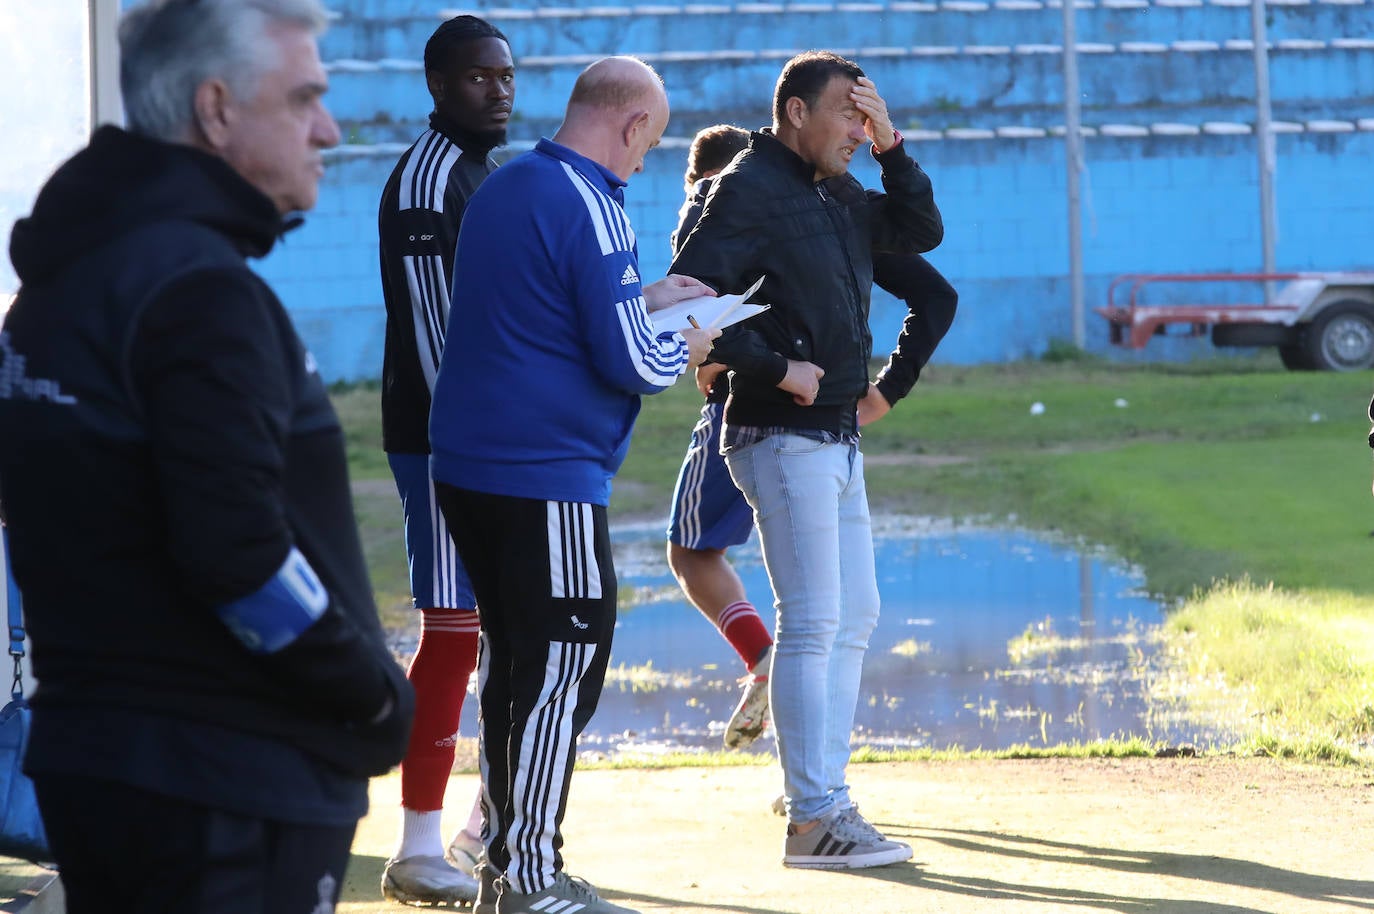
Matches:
[387,452,476,610]
[666,402,756,551]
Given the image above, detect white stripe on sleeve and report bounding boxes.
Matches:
[614,296,688,386]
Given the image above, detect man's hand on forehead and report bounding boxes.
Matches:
[851,76,896,153]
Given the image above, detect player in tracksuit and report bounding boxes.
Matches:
[376,15,515,906]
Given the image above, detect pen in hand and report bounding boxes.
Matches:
[684,313,718,362]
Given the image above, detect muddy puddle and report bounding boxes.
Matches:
[433,517,1232,758]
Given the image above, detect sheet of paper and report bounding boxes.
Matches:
[650,275,768,334]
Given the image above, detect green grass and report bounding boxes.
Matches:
[817,359,1373,598]
[1008,615,1152,664]
[1164,580,1374,748]
[352,483,412,629]
[575,738,1165,770]
[338,355,1374,596]
[1228,735,1366,765]
[858,356,1366,455]
[331,381,389,481]
[335,354,1374,759]
[875,432,1372,598]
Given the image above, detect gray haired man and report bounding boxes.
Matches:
[0,2,413,912]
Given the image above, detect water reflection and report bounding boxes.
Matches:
[578,518,1189,755]
[434,519,1224,756]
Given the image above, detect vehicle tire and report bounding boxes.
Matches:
[1303,299,1374,372]
[1278,342,1315,371]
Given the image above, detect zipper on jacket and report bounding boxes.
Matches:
[816,181,870,401]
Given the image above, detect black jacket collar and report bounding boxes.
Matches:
[749,128,816,184]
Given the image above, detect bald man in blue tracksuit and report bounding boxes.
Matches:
[426,57,717,914]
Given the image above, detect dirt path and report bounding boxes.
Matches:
[342,756,1374,914]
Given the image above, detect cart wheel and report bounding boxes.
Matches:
[1303,300,1374,372]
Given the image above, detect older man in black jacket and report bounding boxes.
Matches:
[0,2,412,911]
[670,50,942,871]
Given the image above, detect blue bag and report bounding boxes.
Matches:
[0,531,50,863]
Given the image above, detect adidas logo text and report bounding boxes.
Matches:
[619,264,640,286]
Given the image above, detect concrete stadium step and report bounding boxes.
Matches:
[323,43,1374,134]
[320,0,1371,60]
[326,101,1374,151]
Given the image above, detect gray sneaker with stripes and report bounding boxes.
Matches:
[495,871,640,914]
[782,806,913,869]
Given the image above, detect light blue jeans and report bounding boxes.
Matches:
[725,434,881,824]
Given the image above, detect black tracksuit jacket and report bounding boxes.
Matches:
[378,112,499,454]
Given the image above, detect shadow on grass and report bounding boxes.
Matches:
[610,861,925,913]
[345,821,1374,913]
[874,823,1374,913]
[606,890,815,913]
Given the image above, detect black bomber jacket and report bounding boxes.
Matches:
[669,128,943,435]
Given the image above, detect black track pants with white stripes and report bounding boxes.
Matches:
[435,483,616,895]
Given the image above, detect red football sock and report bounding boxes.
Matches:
[717,600,773,673]
[399,608,480,811]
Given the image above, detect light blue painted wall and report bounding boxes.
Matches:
[322,0,1372,55]
[263,128,1374,379]
[326,47,1374,138]
[243,0,1374,381]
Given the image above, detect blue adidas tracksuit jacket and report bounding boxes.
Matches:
[429,138,690,506]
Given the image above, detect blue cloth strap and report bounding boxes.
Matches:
[3,527,26,700]
[216,547,329,655]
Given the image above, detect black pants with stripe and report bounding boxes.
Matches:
[435,484,616,895]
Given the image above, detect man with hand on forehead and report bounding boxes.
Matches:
[666,121,958,758]
[671,50,943,871]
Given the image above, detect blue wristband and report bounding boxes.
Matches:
[216,547,329,654]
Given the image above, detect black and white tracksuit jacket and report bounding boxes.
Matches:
[378,112,500,454]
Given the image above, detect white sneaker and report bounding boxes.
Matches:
[724,650,770,749]
[381,854,480,905]
[445,829,484,875]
